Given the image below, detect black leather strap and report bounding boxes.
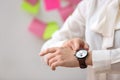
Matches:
[78,58,87,69]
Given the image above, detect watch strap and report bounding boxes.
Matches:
[78,58,87,69]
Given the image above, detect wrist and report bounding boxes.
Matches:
[85,51,93,66]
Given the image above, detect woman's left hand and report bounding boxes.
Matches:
[40,47,79,70]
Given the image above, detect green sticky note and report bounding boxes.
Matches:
[21,1,40,15]
[43,22,59,40]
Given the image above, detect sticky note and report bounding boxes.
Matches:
[21,1,40,15]
[29,18,47,37]
[25,0,39,6]
[44,0,61,11]
[43,22,59,40]
[69,0,81,5]
[58,5,74,21]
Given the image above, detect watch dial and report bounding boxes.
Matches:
[76,50,87,59]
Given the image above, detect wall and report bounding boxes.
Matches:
[0,0,86,80]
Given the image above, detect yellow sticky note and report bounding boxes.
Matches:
[43,22,59,40]
[21,0,40,15]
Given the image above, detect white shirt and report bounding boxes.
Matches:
[41,0,120,80]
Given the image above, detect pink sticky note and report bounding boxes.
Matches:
[29,18,47,37]
[44,0,61,11]
[68,0,81,5]
[58,5,74,21]
[26,0,39,6]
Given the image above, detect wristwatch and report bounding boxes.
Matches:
[75,49,88,69]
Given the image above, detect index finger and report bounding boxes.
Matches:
[73,42,80,51]
[40,48,57,56]
[73,40,84,51]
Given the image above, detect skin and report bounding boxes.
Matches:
[62,38,89,51]
[40,38,92,70]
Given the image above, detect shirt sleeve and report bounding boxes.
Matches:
[92,48,120,73]
[41,0,88,51]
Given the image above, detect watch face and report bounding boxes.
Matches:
[76,50,88,59]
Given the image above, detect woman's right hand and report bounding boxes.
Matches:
[62,38,89,51]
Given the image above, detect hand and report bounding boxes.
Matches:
[40,47,79,70]
[62,38,89,51]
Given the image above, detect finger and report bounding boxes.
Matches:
[64,41,73,50]
[84,43,89,51]
[51,61,62,71]
[73,40,84,51]
[46,53,56,65]
[68,41,74,50]
[49,57,57,66]
[40,48,56,56]
[51,62,57,71]
[73,41,80,51]
[79,41,85,49]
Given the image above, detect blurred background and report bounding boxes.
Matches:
[0,0,86,80]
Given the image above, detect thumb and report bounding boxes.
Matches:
[73,42,81,51]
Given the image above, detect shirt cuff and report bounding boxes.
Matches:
[92,50,111,73]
